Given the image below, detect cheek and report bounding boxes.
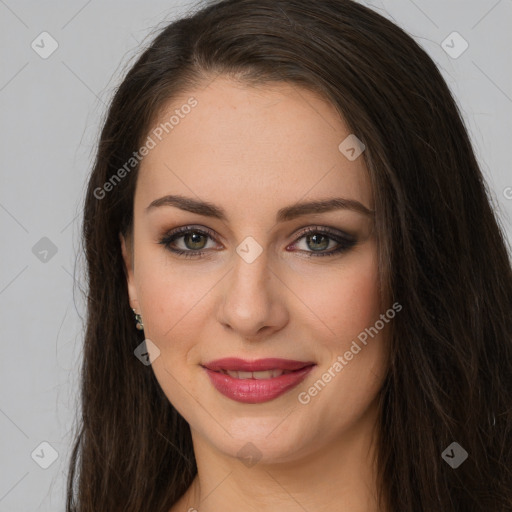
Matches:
[335,257,381,338]
[132,246,176,336]
[135,258,204,399]
[294,250,387,436]
[133,244,224,373]
[290,243,381,343]
[136,265,204,344]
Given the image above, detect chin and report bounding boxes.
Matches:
[196,415,320,466]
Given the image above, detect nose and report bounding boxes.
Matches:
[216,249,289,340]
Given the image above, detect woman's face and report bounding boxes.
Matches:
[121,77,389,464]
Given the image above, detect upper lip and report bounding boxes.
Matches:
[202,358,315,372]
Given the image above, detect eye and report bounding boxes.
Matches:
[288,226,357,258]
[158,225,357,259]
[158,226,219,259]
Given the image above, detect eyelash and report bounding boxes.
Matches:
[158,225,356,259]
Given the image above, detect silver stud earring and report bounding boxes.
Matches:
[132,308,144,330]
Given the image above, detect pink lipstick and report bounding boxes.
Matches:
[202,358,315,404]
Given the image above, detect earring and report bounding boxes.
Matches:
[132,308,144,330]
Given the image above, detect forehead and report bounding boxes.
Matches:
[135,77,372,217]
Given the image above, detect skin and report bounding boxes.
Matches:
[120,77,390,512]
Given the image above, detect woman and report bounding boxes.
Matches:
[67,0,512,510]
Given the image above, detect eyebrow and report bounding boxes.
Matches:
[145,194,374,222]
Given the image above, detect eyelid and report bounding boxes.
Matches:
[292,225,356,242]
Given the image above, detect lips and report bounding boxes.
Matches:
[201,357,316,404]
[202,357,314,372]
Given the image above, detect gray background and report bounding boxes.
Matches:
[0,0,511,510]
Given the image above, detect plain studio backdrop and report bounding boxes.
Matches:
[0,0,511,510]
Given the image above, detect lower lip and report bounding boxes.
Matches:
[203,365,315,404]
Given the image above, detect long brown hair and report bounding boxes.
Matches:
[67,1,512,510]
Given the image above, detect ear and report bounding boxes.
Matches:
[119,232,139,310]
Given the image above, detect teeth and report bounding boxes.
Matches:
[236,371,254,379]
[222,369,293,379]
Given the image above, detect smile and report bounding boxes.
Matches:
[201,358,316,403]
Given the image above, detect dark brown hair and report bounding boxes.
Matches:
[67,0,512,510]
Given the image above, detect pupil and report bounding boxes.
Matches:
[307,233,328,251]
[186,232,206,250]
